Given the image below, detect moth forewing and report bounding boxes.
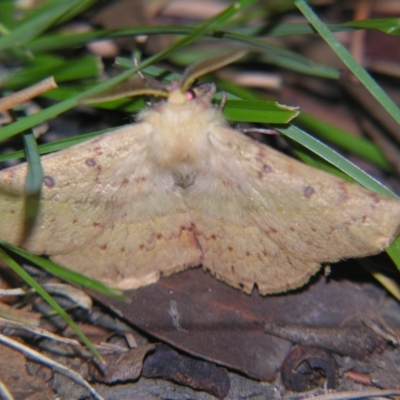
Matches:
[0,53,399,294]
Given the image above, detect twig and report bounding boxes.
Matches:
[0,77,57,113]
[0,317,126,356]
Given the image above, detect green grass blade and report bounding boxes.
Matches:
[23,133,43,195]
[296,113,391,171]
[386,236,400,271]
[294,0,400,126]
[2,55,64,89]
[341,18,400,35]
[23,18,400,56]
[50,0,96,26]
[243,18,400,37]
[27,25,338,79]
[22,132,42,224]
[223,100,299,123]
[278,124,398,198]
[0,0,81,51]
[0,1,15,29]
[0,247,102,360]
[52,56,101,82]
[3,55,101,89]
[146,0,258,64]
[27,28,181,54]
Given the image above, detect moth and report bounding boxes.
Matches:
[1,53,400,295]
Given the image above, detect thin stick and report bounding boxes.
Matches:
[133,58,145,81]
[0,77,58,113]
[0,317,126,356]
[219,91,227,109]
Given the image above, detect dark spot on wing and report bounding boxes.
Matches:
[303,185,315,198]
[93,144,103,155]
[156,233,162,239]
[227,246,233,252]
[263,164,272,173]
[257,163,272,177]
[85,158,96,167]
[115,267,125,279]
[43,175,55,188]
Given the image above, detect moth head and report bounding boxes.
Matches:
[167,81,216,106]
[165,51,246,106]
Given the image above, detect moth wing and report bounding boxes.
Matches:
[187,125,400,294]
[0,124,202,288]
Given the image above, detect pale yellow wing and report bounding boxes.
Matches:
[0,124,202,289]
[186,125,400,294]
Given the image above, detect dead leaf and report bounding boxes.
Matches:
[89,343,155,383]
[142,343,230,399]
[280,345,337,392]
[264,322,386,359]
[0,53,400,294]
[92,267,395,381]
[0,343,55,399]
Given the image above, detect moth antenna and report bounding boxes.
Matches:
[241,127,277,135]
[219,91,227,110]
[133,58,145,81]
